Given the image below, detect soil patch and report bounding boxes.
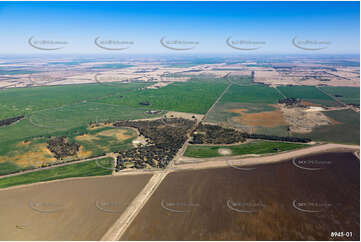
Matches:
[281,107,334,133]
[97,129,132,141]
[0,143,56,168]
[231,109,287,128]
[227,108,249,114]
[218,148,232,155]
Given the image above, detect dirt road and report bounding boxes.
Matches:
[175,143,359,171]
[315,85,346,107]
[101,171,168,241]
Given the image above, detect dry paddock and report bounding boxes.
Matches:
[0,174,152,240]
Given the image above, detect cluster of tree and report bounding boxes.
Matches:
[0,115,24,127]
[278,98,301,106]
[114,118,195,170]
[116,144,176,170]
[190,123,311,144]
[190,123,246,144]
[47,136,80,159]
[139,101,151,106]
[242,133,311,143]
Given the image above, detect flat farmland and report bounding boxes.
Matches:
[0,83,165,176]
[295,109,360,145]
[28,102,162,131]
[277,85,340,107]
[206,102,277,123]
[0,174,152,240]
[319,86,360,105]
[0,120,141,175]
[205,102,290,136]
[99,78,229,114]
[0,104,162,154]
[219,84,283,104]
[0,82,147,120]
[183,141,309,158]
[122,151,359,240]
[0,157,114,188]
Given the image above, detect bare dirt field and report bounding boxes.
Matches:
[281,106,335,133]
[121,151,359,240]
[0,174,152,241]
[231,109,287,128]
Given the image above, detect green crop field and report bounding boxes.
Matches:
[0,77,229,176]
[0,157,114,189]
[0,162,21,176]
[294,109,360,145]
[0,82,147,120]
[183,141,309,158]
[99,78,229,114]
[0,104,162,160]
[319,86,360,105]
[220,84,283,104]
[28,102,165,130]
[277,85,340,106]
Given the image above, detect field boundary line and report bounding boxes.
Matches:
[0,173,116,191]
[315,85,347,107]
[175,143,360,171]
[101,171,168,241]
[202,80,232,121]
[0,170,155,192]
[273,85,286,98]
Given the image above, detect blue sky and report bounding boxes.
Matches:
[0,1,359,54]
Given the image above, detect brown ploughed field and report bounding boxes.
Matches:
[0,174,152,241]
[122,151,359,241]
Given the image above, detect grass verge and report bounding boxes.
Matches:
[183,141,309,158]
[0,157,113,189]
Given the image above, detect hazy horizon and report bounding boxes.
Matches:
[0,1,359,55]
